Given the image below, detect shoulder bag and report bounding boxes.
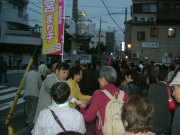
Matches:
[49,108,66,132]
[167,86,177,111]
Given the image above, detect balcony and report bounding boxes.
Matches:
[18,11,29,20]
[158,8,180,20]
[10,0,29,5]
[3,30,41,45]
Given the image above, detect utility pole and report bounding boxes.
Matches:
[71,0,78,67]
[124,7,127,59]
[113,27,115,55]
[98,17,102,60]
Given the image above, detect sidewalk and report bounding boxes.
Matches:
[6,70,26,75]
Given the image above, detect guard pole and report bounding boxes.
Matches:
[5,45,38,125]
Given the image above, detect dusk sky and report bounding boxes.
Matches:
[27,0,132,47]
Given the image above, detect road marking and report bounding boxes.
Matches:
[0,98,25,111]
[0,86,6,89]
[0,90,24,101]
[0,87,18,94]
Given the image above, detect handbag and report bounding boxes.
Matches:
[49,108,66,132]
[167,86,177,111]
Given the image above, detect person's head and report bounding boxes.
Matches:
[50,82,70,104]
[155,64,161,70]
[52,63,58,73]
[75,60,80,67]
[170,72,180,103]
[47,64,51,69]
[122,95,154,133]
[55,62,70,81]
[130,62,135,68]
[156,70,166,81]
[143,61,148,68]
[40,60,44,64]
[139,60,143,64]
[68,66,83,82]
[175,58,180,66]
[101,60,108,67]
[169,64,175,71]
[125,69,138,82]
[97,61,101,69]
[88,63,91,68]
[135,67,141,73]
[30,65,37,71]
[98,66,117,88]
[80,60,87,68]
[9,55,12,58]
[150,61,154,65]
[58,131,83,135]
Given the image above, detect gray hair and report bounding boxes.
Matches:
[99,66,117,84]
[101,60,108,66]
[30,65,37,70]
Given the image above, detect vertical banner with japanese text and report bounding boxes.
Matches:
[42,0,64,55]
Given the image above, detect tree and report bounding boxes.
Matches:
[64,32,72,53]
[95,43,107,54]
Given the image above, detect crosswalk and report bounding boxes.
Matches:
[0,85,25,111]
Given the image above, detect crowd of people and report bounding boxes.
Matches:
[21,58,180,135]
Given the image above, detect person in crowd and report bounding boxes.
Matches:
[33,62,84,123]
[16,57,20,70]
[149,70,159,89]
[23,65,42,126]
[58,131,83,135]
[87,63,92,71]
[120,64,129,81]
[166,64,175,83]
[91,63,97,73]
[169,72,180,135]
[8,55,13,70]
[171,58,180,81]
[122,95,155,135]
[142,61,149,76]
[0,56,8,83]
[97,61,101,69]
[111,61,121,88]
[52,62,58,73]
[121,69,141,96]
[45,64,52,78]
[162,64,168,75]
[75,60,80,67]
[101,60,108,67]
[38,60,48,81]
[139,60,143,72]
[32,82,86,135]
[79,60,94,95]
[67,66,91,109]
[147,70,172,135]
[136,67,148,97]
[154,64,161,70]
[79,66,129,135]
[129,62,135,70]
[148,61,155,78]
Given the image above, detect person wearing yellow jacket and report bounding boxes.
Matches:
[67,66,91,109]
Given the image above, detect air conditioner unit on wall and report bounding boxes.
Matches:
[149,16,156,23]
[133,16,140,22]
[141,17,148,23]
[132,52,140,58]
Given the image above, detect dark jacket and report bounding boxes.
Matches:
[147,82,172,134]
[171,106,180,135]
[121,81,141,96]
[0,60,7,70]
[79,68,94,96]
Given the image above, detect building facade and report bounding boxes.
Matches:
[126,0,180,64]
[0,0,43,68]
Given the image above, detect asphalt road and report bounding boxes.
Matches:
[0,71,32,135]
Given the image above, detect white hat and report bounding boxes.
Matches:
[169,72,180,86]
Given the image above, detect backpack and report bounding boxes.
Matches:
[97,90,126,135]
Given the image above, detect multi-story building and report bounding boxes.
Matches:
[126,0,180,64]
[89,30,115,55]
[0,0,43,68]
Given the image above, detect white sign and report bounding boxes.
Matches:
[122,42,125,51]
[142,42,159,48]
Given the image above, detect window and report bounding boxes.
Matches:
[175,3,180,8]
[137,32,145,40]
[142,4,157,12]
[164,3,170,8]
[13,54,22,62]
[168,28,176,37]
[151,28,158,37]
[0,2,2,13]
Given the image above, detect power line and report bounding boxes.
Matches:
[29,2,42,9]
[101,0,124,33]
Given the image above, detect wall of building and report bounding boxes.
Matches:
[89,31,106,48]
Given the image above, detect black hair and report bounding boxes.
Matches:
[140,60,143,64]
[151,61,154,65]
[30,65,37,70]
[50,82,70,104]
[157,70,167,81]
[135,67,141,72]
[169,64,175,71]
[155,64,161,70]
[1,56,4,60]
[47,64,51,69]
[130,62,135,68]
[67,66,82,80]
[125,69,138,81]
[55,62,70,71]
[58,131,83,135]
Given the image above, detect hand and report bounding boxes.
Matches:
[79,102,87,108]
[74,99,84,105]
